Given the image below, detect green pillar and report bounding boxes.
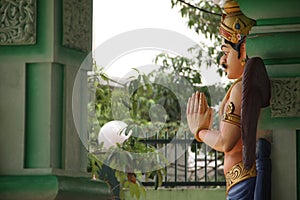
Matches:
[25,64,52,168]
[25,63,63,169]
[238,0,300,199]
[0,0,111,199]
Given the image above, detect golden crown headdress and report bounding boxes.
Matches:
[220,0,256,44]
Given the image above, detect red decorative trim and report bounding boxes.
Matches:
[220,26,231,41]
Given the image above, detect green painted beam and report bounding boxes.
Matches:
[0,175,58,200]
[264,58,300,66]
[266,63,300,78]
[0,175,111,200]
[56,176,111,200]
[259,108,300,130]
[247,31,300,59]
[256,17,300,26]
[238,0,300,20]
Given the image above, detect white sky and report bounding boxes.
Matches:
[92,0,225,85]
[93,0,201,48]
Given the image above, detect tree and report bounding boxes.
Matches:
[171,0,222,39]
[88,1,229,199]
[171,0,225,76]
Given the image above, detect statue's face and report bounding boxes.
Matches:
[220,42,244,79]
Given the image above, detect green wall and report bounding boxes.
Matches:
[0,0,110,199]
[239,0,300,199]
[124,188,225,200]
[238,2,300,129]
[0,175,111,200]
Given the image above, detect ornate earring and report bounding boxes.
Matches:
[241,58,247,67]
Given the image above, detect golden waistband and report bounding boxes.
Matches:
[225,161,257,195]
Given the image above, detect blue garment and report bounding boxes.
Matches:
[227,177,256,200]
[227,138,271,200]
[254,138,272,200]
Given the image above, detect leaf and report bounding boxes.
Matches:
[157,170,163,187]
[154,172,159,190]
[134,183,141,199]
[140,186,146,198]
[100,73,109,82]
[129,182,135,197]
[147,171,156,180]
[180,6,188,17]
[123,180,130,188]
[119,188,125,200]
[131,68,140,74]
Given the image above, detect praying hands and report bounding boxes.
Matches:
[186,92,212,140]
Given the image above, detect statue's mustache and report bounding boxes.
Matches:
[221,63,228,69]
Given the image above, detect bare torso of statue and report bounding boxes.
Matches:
[187,1,272,198]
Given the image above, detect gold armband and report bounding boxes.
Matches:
[222,102,241,127]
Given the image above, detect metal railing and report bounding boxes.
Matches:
[140,131,226,188]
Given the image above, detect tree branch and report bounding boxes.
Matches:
[176,0,222,16]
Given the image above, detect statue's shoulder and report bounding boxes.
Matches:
[230,79,242,96]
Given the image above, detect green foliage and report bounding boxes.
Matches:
[171,0,225,76]
[87,1,229,198]
[87,60,226,193]
[88,65,171,199]
[87,135,166,200]
[154,53,201,84]
[171,0,222,40]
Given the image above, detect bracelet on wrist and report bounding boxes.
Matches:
[194,128,208,142]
